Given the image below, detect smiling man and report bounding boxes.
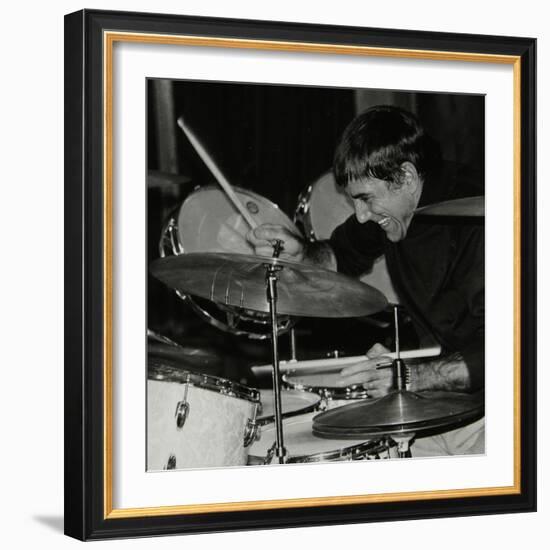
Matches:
[247,105,485,455]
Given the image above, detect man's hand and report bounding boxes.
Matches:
[339,343,394,398]
[246,224,305,261]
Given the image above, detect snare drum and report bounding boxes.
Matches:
[159,186,299,338]
[258,389,321,425]
[283,365,369,408]
[295,171,399,304]
[249,413,390,464]
[147,363,260,471]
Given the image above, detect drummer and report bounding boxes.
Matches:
[247,105,484,456]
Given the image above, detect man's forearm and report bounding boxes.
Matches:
[303,241,337,271]
[409,352,472,392]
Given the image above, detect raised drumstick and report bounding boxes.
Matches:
[177,116,258,229]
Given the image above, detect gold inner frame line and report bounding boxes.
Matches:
[103,30,522,519]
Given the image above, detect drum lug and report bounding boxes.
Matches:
[243,419,260,448]
[264,443,276,465]
[319,393,329,411]
[175,400,190,428]
[175,382,190,429]
[165,454,177,470]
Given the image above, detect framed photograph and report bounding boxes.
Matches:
[64,9,536,540]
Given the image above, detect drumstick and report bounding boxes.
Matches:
[177,117,258,229]
[250,346,441,375]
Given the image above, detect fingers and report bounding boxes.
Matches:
[246,224,290,245]
[246,224,304,260]
[366,342,391,359]
[339,351,394,398]
[339,359,379,377]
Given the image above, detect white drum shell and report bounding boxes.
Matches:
[147,376,259,471]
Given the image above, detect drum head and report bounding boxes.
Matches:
[178,186,299,254]
[306,172,354,240]
[258,389,321,424]
[250,413,381,463]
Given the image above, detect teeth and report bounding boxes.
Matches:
[378,217,390,226]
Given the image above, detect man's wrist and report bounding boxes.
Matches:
[407,353,471,393]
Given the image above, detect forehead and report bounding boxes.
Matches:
[345,177,389,196]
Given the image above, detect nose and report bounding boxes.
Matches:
[354,202,372,224]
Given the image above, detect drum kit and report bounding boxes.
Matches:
[146,118,484,470]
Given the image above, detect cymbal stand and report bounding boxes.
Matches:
[265,240,287,464]
[391,305,414,458]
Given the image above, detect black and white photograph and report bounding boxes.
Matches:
[146,79,486,471]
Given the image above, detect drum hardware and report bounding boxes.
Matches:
[289,328,297,362]
[174,381,190,429]
[265,239,288,463]
[244,416,260,448]
[165,454,177,470]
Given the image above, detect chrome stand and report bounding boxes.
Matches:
[265,240,287,463]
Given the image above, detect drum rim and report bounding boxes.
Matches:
[148,362,260,403]
[249,413,388,463]
[282,372,369,400]
[257,389,322,425]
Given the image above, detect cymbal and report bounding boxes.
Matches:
[148,342,222,366]
[415,196,484,217]
[313,390,484,438]
[147,331,222,371]
[150,252,388,318]
[147,170,191,188]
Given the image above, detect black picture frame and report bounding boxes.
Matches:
[64,9,536,541]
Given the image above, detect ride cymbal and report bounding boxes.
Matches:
[150,252,388,318]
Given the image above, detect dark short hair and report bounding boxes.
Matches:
[333,105,441,187]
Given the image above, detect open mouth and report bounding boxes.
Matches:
[377,216,391,228]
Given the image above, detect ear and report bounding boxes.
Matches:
[399,161,421,195]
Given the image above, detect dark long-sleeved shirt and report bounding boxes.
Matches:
[329,164,485,390]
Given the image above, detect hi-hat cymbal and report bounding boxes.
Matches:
[415,196,484,217]
[150,252,388,318]
[313,390,484,438]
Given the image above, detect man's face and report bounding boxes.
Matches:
[345,175,418,242]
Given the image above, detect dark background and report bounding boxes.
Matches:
[146,79,484,388]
